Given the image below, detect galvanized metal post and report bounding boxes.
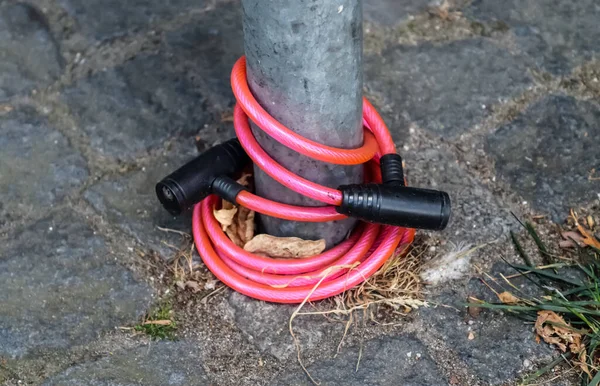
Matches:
[241,0,363,247]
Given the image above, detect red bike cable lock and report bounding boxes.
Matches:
[156,56,451,304]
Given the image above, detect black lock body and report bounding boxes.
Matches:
[156,138,250,215]
[337,183,451,230]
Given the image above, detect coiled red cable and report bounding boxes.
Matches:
[192,57,415,303]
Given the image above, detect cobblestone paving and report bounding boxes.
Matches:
[1,0,599,385]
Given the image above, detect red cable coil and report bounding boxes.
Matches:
[192,57,415,303]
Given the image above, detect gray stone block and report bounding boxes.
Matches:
[57,0,208,41]
[43,341,210,386]
[0,210,153,359]
[165,3,244,111]
[365,38,532,138]
[228,292,342,362]
[0,3,63,100]
[420,290,554,384]
[404,138,513,245]
[486,95,600,221]
[274,334,448,386]
[62,54,209,161]
[467,0,600,74]
[83,142,198,259]
[0,107,88,228]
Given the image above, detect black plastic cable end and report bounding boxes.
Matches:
[336,183,451,230]
[156,138,250,215]
[212,176,249,204]
[379,153,405,186]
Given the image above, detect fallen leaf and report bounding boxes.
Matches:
[225,225,244,247]
[561,231,585,247]
[571,210,600,249]
[204,280,218,290]
[497,291,520,304]
[236,206,255,245]
[467,332,475,340]
[143,320,172,326]
[244,234,326,259]
[535,310,583,354]
[184,280,201,293]
[237,172,253,188]
[215,172,255,247]
[587,215,595,229]
[214,207,238,231]
[221,199,235,210]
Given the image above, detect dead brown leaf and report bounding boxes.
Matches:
[237,172,253,188]
[143,320,172,326]
[571,210,600,249]
[236,206,255,245]
[560,231,586,248]
[175,280,203,293]
[184,280,201,293]
[244,234,326,259]
[214,207,238,231]
[497,291,520,304]
[535,311,585,360]
[215,172,256,247]
[587,215,595,229]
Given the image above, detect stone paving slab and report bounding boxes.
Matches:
[0,210,153,359]
[228,292,343,362]
[43,341,210,386]
[486,95,600,221]
[365,37,533,138]
[420,287,555,385]
[0,107,88,230]
[83,141,197,259]
[61,53,209,161]
[164,3,244,112]
[466,0,600,74]
[274,334,448,386]
[57,0,209,42]
[402,133,514,246]
[0,2,63,100]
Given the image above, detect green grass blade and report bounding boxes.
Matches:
[524,221,553,264]
[510,264,584,286]
[511,231,534,267]
[588,369,600,386]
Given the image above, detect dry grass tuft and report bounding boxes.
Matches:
[334,242,426,317]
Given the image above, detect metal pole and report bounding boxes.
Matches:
[241,0,363,247]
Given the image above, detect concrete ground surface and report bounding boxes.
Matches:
[1,0,599,385]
